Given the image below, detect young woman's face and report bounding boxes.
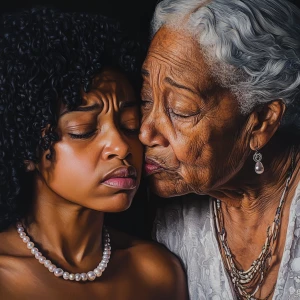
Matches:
[36,68,143,212]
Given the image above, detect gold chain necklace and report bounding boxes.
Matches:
[213,148,295,300]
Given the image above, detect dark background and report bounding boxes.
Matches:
[0,0,159,42]
[1,0,300,240]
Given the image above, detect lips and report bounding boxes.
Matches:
[144,158,164,175]
[101,166,137,190]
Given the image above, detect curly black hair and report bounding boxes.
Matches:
[0,7,144,231]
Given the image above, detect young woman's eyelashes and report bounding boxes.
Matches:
[68,130,97,140]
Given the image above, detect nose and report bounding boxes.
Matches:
[102,128,131,161]
[139,114,169,148]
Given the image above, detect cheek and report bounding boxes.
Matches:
[169,124,232,183]
[44,143,97,188]
[170,126,207,165]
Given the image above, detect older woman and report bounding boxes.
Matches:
[139,0,300,299]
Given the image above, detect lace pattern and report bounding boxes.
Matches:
[153,185,300,300]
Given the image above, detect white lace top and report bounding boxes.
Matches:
[153,184,300,300]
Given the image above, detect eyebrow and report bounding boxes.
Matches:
[60,103,101,116]
[142,68,198,96]
[165,77,198,95]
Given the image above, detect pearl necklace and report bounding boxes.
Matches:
[16,222,111,282]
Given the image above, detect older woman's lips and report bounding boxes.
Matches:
[144,158,164,175]
[101,166,137,189]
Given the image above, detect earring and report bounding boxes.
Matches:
[253,149,264,174]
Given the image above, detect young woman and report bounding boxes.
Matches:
[0,8,188,299]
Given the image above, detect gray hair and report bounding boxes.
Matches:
[151,0,300,130]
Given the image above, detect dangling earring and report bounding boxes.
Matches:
[253,148,264,174]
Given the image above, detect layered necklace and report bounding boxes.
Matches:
[213,149,295,300]
[16,222,111,282]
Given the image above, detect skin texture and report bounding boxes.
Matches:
[0,68,188,300]
[139,26,300,299]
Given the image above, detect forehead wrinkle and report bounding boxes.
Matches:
[147,50,213,96]
[148,51,194,74]
[149,27,216,90]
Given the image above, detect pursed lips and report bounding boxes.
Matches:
[144,157,166,175]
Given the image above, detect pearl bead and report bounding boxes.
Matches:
[31,247,38,255]
[94,268,103,277]
[27,242,34,249]
[16,222,22,228]
[63,272,69,280]
[81,273,88,281]
[54,268,64,277]
[17,227,24,233]
[255,161,264,174]
[87,271,96,281]
[103,250,111,255]
[48,264,56,272]
[75,273,81,281]
[98,265,105,271]
[44,260,51,268]
[19,232,26,238]
[69,273,75,281]
[35,252,42,259]
[39,256,46,264]
[22,236,30,243]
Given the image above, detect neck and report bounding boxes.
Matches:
[210,139,299,220]
[24,175,105,266]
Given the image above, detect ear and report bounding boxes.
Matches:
[249,100,286,151]
[24,160,36,172]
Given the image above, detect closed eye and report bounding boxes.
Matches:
[68,130,97,140]
[169,108,200,119]
[141,100,153,109]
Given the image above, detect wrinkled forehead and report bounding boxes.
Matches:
[82,67,136,105]
[143,26,214,89]
[60,67,136,114]
[91,68,134,95]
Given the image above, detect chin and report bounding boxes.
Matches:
[148,176,191,198]
[91,191,135,213]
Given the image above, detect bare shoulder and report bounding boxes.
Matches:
[0,227,24,296]
[0,224,25,254]
[109,228,188,300]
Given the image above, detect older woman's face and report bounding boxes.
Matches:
[139,27,250,197]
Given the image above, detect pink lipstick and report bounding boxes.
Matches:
[101,166,137,190]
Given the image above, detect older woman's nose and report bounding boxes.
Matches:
[139,117,169,148]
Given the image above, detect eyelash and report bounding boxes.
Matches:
[141,100,153,109]
[121,127,140,135]
[169,109,199,119]
[68,130,97,140]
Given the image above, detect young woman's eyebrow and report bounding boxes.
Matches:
[60,104,101,116]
